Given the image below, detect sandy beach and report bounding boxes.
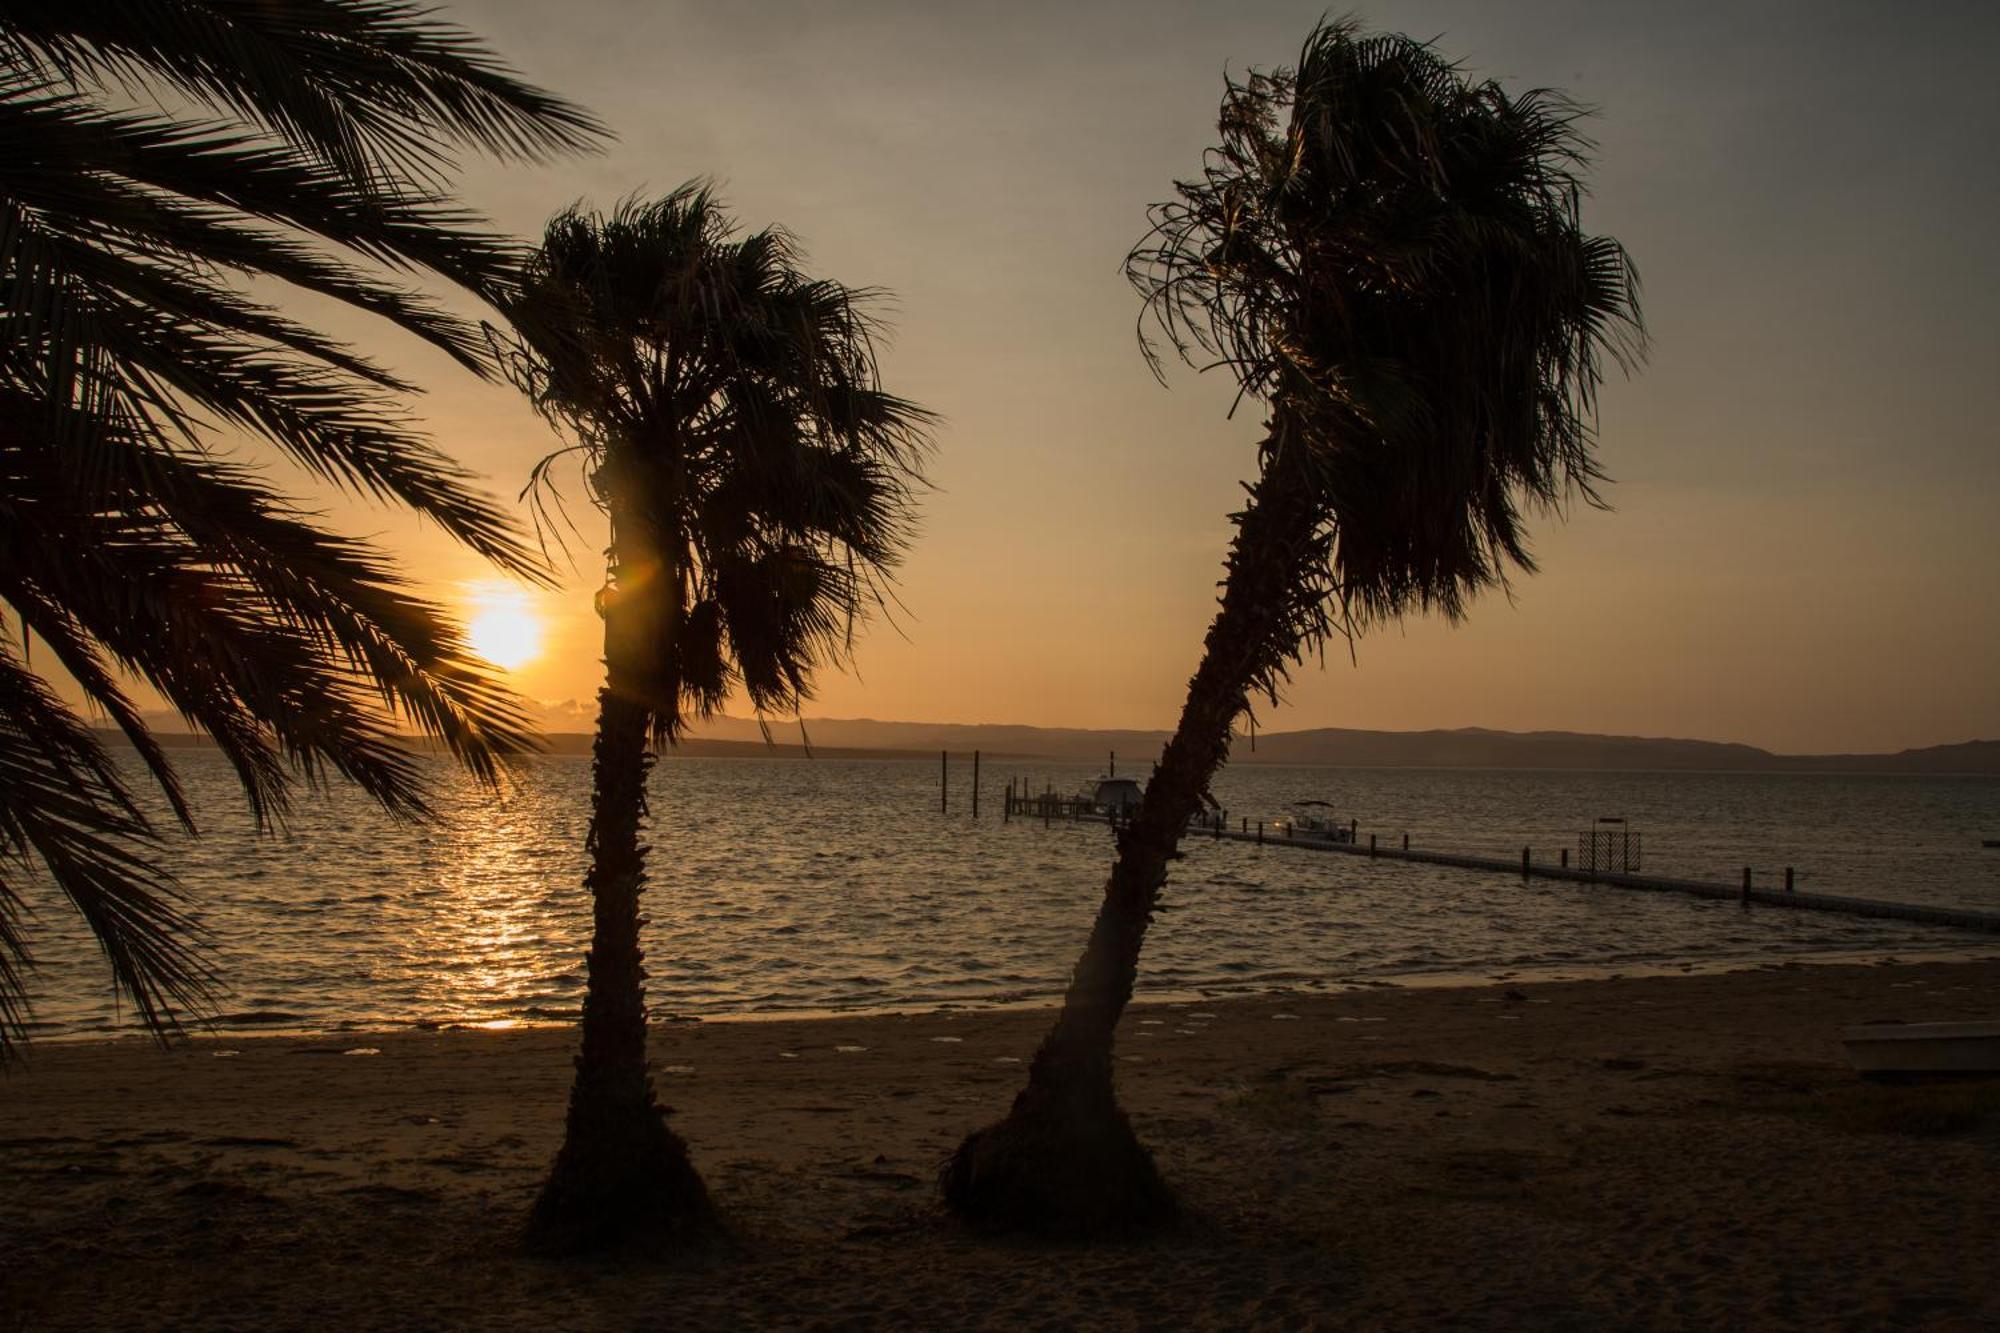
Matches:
[3,959,1997,1330]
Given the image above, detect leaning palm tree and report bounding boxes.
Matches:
[944,18,1645,1234]
[0,2,604,1054]
[494,187,931,1252]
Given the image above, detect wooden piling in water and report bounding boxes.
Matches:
[1522,846,1531,877]
[1785,866,1794,893]
[1741,866,1752,905]
[972,750,980,819]
[940,750,947,814]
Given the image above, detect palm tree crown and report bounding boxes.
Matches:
[1128,16,1644,694]
[501,186,931,737]
[0,1,605,1052]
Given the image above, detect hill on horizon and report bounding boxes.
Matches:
[118,713,2000,774]
[652,716,2000,774]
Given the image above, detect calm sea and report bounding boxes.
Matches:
[17,753,2000,1041]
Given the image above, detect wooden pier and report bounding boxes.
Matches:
[999,787,2000,936]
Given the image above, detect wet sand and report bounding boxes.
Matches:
[3,959,1997,1330]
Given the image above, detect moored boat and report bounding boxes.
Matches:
[1281,799,1353,843]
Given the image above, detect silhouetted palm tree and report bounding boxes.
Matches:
[495,187,931,1252]
[944,18,1645,1235]
[0,2,605,1054]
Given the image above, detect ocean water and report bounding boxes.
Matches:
[15,753,2000,1041]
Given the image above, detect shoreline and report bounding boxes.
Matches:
[27,938,2000,1049]
[5,959,1997,1328]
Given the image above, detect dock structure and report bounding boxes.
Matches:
[1000,790,2000,936]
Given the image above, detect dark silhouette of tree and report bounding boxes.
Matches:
[0,2,606,1055]
[943,18,1645,1235]
[494,187,931,1252]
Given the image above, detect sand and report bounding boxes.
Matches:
[3,959,1998,1330]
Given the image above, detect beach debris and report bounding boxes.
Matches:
[342,1047,382,1056]
[929,1035,963,1044]
[779,1051,801,1060]
[993,1056,1020,1064]
[834,1045,868,1054]
[659,1064,696,1076]
[210,1050,241,1058]
[1271,1012,1300,1021]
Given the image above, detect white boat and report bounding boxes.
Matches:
[1088,776,1144,815]
[1842,1021,2000,1077]
[1281,799,1353,843]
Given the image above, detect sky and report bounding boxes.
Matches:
[264,0,1998,754]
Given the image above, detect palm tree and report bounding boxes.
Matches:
[0,2,605,1054]
[494,187,932,1252]
[943,18,1645,1235]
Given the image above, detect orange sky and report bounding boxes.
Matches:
[213,1,2000,754]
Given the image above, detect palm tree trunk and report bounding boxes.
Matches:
[943,452,1316,1234]
[527,551,715,1252]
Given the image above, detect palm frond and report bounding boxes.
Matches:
[0,0,596,1049]
[0,0,606,186]
[0,635,216,1057]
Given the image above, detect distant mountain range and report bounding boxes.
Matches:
[117,715,2000,774]
[647,717,2000,775]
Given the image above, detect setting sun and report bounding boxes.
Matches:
[464,583,544,672]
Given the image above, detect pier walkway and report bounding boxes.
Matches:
[1003,791,2000,936]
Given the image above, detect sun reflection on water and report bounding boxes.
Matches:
[405,774,588,1028]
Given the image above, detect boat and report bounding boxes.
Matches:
[1842,1020,2000,1078]
[1282,799,1353,843]
[1087,776,1144,816]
